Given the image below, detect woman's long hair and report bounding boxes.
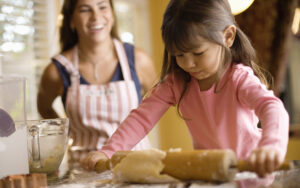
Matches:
[160,0,272,116]
[60,0,119,52]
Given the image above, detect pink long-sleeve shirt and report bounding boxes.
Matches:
[101,64,289,160]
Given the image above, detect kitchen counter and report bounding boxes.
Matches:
[48,161,300,188]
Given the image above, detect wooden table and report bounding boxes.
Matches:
[48,161,300,188]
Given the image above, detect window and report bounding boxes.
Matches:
[0,0,34,54]
[0,0,61,119]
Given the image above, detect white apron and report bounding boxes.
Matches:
[53,39,151,161]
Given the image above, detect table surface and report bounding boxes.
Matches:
[48,161,300,188]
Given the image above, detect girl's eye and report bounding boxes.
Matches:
[175,54,184,57]
[194,52,204,56]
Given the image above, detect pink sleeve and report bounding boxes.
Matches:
[236,68,289,161]
[100,75,177,158]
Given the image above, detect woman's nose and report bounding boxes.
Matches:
[91,10,100,21]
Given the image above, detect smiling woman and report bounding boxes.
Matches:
[37,0,157,163]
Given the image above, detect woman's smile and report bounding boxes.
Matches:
[88,24,105,33]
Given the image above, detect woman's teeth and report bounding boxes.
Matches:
[91,25,104,30]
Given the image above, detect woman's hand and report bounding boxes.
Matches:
[80,151,109,171]
[248,147,282,177]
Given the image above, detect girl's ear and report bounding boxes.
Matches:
[223,25,236,48]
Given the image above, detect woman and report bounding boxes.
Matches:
[37,0,156,161]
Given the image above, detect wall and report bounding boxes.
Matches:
[290,38,300,123]
[148,0,193,151]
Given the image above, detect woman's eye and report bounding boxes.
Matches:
[79,8,90,12]
[99,5,108,10]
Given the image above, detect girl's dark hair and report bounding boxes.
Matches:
[60,0,119,52]
[160,0,271,116]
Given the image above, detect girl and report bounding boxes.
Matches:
[81,0,289,177]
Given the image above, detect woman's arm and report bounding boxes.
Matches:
[37,62,64,118]
[134,48,157,95]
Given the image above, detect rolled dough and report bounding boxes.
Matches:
[112,149,178,183]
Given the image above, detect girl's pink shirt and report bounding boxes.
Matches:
[100,64,289,160]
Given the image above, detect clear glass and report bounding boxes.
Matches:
[0,75,28,178]
[27,118,69,175]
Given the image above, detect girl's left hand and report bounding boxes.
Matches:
[80,151,108,171]
[248,147,281,177]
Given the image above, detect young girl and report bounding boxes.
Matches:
[81,0,289,177]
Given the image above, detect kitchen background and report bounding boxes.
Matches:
[0,0,299,158]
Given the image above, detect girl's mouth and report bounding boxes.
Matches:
[189,71,201,77]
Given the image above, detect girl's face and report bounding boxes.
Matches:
[72,0,114,43]
[174,37,222,81]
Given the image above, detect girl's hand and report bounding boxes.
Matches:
[80,151,108,171]
[248,147,281,177]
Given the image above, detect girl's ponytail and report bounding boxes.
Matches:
[231,27,256,65]
[231,27,273,89]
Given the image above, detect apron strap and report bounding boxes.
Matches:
[53,49,80,88]
[53,54,79,76]
[113,39,132,81]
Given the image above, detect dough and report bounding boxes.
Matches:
[110,149,237,182]
[112,149,178,183]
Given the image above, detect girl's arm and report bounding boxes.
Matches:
[236,69,289,157]
[37,62,64,118]
[236,67,289,176]
[101,78,177,158]
[81,84,175,170]
[81,74,178,170]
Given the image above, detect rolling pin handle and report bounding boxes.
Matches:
[237,160,294,172]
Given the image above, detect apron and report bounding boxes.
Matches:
[53,39,151,161]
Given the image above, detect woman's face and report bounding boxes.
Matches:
[174,36,223,81]
[72,0,114,43]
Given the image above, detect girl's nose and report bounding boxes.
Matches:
[185,57,196,69]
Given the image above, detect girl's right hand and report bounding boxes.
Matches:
[248,147,281,177]
[80,151,109,171]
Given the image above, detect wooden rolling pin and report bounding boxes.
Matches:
[95,149,294,182]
